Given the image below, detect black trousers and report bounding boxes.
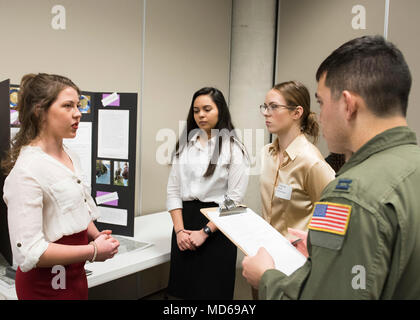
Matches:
[167,200,237,300]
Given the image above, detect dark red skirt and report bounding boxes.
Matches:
[15,229,89,300]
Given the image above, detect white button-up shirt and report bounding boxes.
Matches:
[3,145,100,272]
[166,133,249,211]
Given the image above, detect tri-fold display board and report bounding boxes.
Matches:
[82,90,137,237]
[0,79,138,265]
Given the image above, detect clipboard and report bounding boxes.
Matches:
[201,207,248,255]
[200,207,307,276]
[218,195,247,216]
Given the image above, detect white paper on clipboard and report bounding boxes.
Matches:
[202,207,307,276]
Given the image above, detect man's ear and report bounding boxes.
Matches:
[342,91,358,121]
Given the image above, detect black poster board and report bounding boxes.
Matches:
[90,91,138,237]
[0,79,12,265]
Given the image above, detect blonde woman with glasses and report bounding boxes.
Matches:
[259,81,335,242]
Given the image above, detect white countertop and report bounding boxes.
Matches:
[0,211,173,300]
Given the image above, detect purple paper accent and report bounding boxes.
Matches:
[10,110,20,125]
[96,191,118,206]
[102,93,120,106]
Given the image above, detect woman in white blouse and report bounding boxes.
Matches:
[2,73,119,300]
[166,87,249,300]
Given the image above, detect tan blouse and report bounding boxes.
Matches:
[260,134,335,239]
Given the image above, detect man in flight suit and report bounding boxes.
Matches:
[242,35,420,299]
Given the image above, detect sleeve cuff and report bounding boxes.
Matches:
[20,239,50,272]
[259,260,312,300]
[89,201,101,220]
[259,269,287,292]
[167,198,183,212]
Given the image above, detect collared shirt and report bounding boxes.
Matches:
[259,126,420,299]
[3,145,100,272]
[166,133,249,211]
[260,134,335,239]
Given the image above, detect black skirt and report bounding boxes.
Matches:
[167,200,237,300]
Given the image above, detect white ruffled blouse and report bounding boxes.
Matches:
[3,145,100,272]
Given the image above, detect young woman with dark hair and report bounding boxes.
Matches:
[2,73,119,299]
[166,87,249,300]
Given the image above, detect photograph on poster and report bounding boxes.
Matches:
[96,159,111,185]
[114,161,129,186]
[97,109,129,159]
[9,86,20,127]
[97,206,127,226]
[64,122,92,185]
[95,191,118,206]
[79,94,91,114]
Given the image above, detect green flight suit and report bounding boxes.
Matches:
[259,126,420,299]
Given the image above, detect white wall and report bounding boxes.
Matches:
[389,0,420,143]
[0,0,142,91]
[228,0,277,269]
[229,0,277,215]
[141,0,232,214]
[275,0,386,156]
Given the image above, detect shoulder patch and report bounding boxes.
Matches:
[335,179,352,192]
[308,202,352,236]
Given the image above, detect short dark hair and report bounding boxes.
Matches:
[316,35,412,117]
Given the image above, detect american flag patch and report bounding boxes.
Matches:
[308,202,352,236]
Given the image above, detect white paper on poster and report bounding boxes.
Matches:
[63,122,92,185]
[97,109,129,159]
[97,207,128,226]
[10,127,20,142]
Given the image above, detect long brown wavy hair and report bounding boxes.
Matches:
[1,73,80,175]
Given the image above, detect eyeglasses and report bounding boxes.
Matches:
[259,103,296,115]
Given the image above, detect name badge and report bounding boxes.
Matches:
[275,183,292,200]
